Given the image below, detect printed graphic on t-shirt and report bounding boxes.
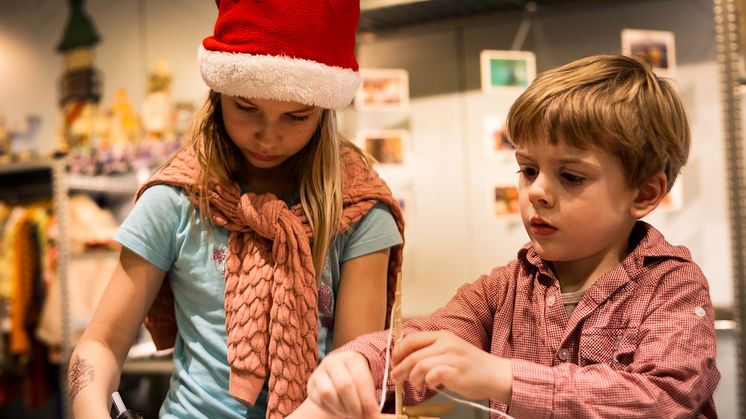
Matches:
[212,246,226,277]
[318,283,334,328]
[318,257,335,328]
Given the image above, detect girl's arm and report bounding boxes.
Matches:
[68,247,166,419]
[333,247,391,348]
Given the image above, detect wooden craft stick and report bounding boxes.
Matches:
[394,271,403,415]
[378,272,439,419]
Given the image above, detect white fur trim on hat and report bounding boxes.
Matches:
[198,45,360,110]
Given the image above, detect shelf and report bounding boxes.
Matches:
[122,358,173,375]
[715,320,736,331]
[67,173,141,194]
[358,0,651,33]
[0,158,57,175]
[71,249,119,260]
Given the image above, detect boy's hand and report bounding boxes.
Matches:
[306,351,380,419]
[392,331,512,403]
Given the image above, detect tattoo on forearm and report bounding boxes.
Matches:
[68,355,95,402]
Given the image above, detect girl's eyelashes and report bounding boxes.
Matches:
[286,113,309,122]
[234,102,257,112]
[234,101,310,122]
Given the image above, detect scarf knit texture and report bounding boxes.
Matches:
[135,145,404,418]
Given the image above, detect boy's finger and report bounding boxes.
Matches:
[392,331,440,364]
[403,353,450,388]
[346,354,379,417]
[327,360,365,417]
[308,370,346,417]
[392,335,446,382]
[392,346,432,382]
[421,363,456,391]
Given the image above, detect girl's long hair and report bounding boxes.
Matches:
[184,90,366,279]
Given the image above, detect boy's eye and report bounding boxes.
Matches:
[561,172,585,185]
[517,167,538,178]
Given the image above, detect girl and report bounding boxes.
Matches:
[68,1,405,418]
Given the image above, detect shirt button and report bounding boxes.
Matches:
[694,307,706,318]
[558,348,569,361]
[546,295,556,307]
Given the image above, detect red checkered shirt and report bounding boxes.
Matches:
[342,222,720,418]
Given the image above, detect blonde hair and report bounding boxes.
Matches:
[186,90,364,278]
[506,54,690,191]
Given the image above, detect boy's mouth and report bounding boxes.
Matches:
[529,216,557,235]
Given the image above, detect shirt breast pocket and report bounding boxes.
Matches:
[579,327,639,369]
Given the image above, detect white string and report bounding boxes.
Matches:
[377,297,397,412]
[377,300,514,419]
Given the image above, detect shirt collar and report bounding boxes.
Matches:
[517,221,692,303]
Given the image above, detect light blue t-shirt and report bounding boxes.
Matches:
[115,184,402,419]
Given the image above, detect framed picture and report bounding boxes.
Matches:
[354,68,410,111]
[490,183,521,217]
[621,29,676,78]
[480,50,536,94]
[356,129,410,166]
[484,114,515,158]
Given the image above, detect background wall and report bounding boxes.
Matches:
[0,0,216,154]
[347,0,732,317]
[0,0,736,417]
[0,0,731,311]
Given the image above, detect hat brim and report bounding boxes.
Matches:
[199,45,360,110]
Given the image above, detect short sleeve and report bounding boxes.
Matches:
[341,202,402,262]
[114,184,188,271]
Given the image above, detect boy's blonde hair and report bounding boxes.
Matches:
[506,54,690,191]
[186,91,365,278]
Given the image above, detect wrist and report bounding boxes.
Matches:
[490,356,513,404]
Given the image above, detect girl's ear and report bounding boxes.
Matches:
[630,171,668,219]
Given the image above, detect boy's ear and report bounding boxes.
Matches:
[630,171,667,219]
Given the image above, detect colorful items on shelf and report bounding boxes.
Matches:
[52,1,191,176]
[142,59,174,140]
[0,114,42,163]
[66,82,187,176]
[0,201,57,406]
[108,89,141,145]
[67,136,183,177]
[56,0,102,152]
[37,194,119,356]
[172,101,196,139]
[64,80,188,176]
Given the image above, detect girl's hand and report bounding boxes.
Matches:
[306,351,379,419]
[391,331,512,403]
[287,398,340,419]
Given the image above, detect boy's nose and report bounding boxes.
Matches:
[528,176,554,207]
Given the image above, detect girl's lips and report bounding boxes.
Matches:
[250,152,279,162]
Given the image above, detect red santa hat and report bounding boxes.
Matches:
[199,0,361,110]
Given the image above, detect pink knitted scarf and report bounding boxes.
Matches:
[135,145,404,418]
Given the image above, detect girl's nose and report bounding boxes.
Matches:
[254,118,278,143]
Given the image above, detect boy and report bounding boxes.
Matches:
[302,54,720,418]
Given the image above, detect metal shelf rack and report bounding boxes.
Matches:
[0,157,145,419]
